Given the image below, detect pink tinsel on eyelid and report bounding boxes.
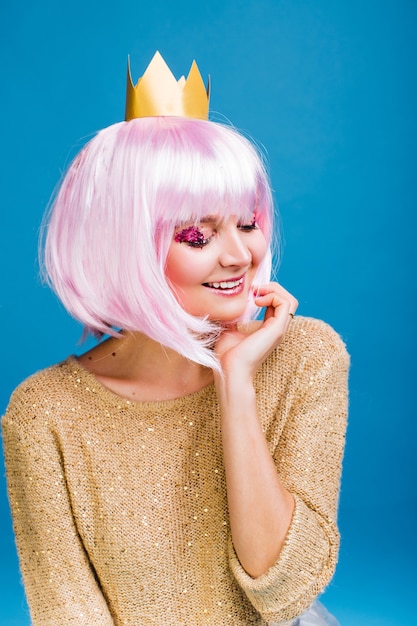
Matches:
[174,226,206,245]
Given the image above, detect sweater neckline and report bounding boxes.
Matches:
[65,355,216,410]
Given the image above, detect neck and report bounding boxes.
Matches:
[78,331,213,402]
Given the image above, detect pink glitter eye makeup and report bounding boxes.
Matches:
[174,226,211,248]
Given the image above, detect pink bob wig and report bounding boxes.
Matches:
[42,116,275,369]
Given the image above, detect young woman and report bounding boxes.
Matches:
[2,53,348,625]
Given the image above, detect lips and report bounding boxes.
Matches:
[203,277,244,290]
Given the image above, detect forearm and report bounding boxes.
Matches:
[217,373,294,578]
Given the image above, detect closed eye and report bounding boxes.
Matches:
[237,218,258,232]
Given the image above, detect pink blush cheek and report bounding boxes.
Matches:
[164,245,212,290]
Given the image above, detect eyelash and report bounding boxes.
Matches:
[174,219,258,249]
[238,218,258,232]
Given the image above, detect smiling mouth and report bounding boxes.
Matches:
[203,277,244,290]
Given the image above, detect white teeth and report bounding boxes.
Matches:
[207,278,243,289]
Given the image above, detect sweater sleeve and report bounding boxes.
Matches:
[228,321,349,623]
[2,381,115,626]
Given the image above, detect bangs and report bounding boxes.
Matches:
[152,139,268,226]
[116,116,272,231]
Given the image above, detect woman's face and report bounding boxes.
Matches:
[165,214,268,322]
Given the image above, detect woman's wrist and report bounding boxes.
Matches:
[214,367,254,393]
[214,371,257,419]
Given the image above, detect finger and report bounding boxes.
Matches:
[252,283,298,316]
[252,282,294,299]
[254,293,298,320]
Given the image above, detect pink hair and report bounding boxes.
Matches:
[42,117,274,369]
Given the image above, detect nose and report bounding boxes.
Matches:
[218,224,252,269]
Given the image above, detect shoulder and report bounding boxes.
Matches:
[2,358,79,429]
[283,315,349,364]
[258,316,349,386]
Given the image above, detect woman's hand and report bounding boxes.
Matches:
[215,282,298,379]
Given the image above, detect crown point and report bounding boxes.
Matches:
[125,52,210,121]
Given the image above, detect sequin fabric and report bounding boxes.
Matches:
[2,317,349,625]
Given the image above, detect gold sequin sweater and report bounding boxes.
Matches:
[2,317,349,626]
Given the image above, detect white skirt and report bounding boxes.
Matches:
[270,600,340,626]
[290,600,340,626]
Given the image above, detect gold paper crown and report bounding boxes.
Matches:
[125,51,210,121]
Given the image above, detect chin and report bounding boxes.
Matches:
[208,310,248,326]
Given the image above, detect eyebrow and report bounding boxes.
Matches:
[197,215,218,223]
[176,211,255,229]
[194,213,254,223]
[175,215,218,228]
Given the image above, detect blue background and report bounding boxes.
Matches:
[1,1,416,624]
